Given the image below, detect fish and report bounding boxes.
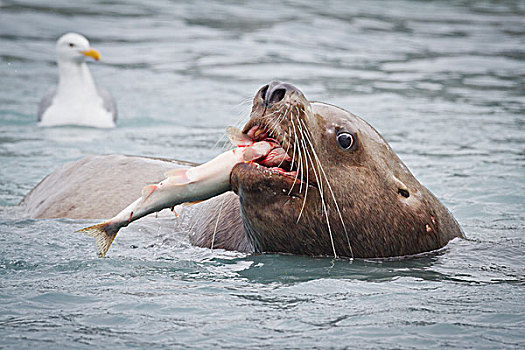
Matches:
[78,127,278,257]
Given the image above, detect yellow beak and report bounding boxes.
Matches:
[82,48,101,61]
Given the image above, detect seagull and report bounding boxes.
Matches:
[38,33,117,128]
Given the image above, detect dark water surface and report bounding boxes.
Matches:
[1,0,524,348]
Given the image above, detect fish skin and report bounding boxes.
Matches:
[226,126,254,147]
[77,139,275,257]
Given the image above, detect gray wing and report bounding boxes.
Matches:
[37,87,57,122]
[97,87,118,122]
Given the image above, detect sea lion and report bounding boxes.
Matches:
[21,155,192,219]
[226,81,463,258]
[22,81,463,258]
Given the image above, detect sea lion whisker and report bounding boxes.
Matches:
[287,111,299,184]
[287,111,302,195]
[297,109,308,195]
[297,129,311,222]
[307,144,337,258]
[293,137,304,195]
[299,131,336,257]
[267,107,286,138]
[300,120,343,215]
[267,105,289,131]
[300,119,354,258]
[270,105,293,170]
[289,110,304,193]
[292,110,306,194]
[277,125,293,169]
[253,108,283,139]
[210,193,227,251]
[295,113,341,258]
[293,117,336,257]
[298,136,305,194]
[263,104,288,143]
[272,122,294,171]
[263,108,282,119]
[288,112,300,191]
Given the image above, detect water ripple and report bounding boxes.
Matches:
[0,0,524,349]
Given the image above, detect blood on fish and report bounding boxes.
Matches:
[142,185,157,201]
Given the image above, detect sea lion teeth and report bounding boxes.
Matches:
[254,128,264,138]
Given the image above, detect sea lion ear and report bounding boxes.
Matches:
[393,176,410,198]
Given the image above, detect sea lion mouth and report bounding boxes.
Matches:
[235,82,317,195]
[233,124,319,194]
[242,124,299,180]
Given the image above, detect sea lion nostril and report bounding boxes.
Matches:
[266,88,286,105]
[259,85,269,101]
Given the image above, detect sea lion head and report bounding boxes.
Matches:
[230,81,463,258]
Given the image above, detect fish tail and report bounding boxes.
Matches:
[77,221,120,258]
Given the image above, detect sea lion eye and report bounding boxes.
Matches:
[69,43,75,47]
[337,132,354,150]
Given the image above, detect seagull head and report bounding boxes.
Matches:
[56,33,100,64]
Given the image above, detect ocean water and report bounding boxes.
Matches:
[1,0,524,348]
